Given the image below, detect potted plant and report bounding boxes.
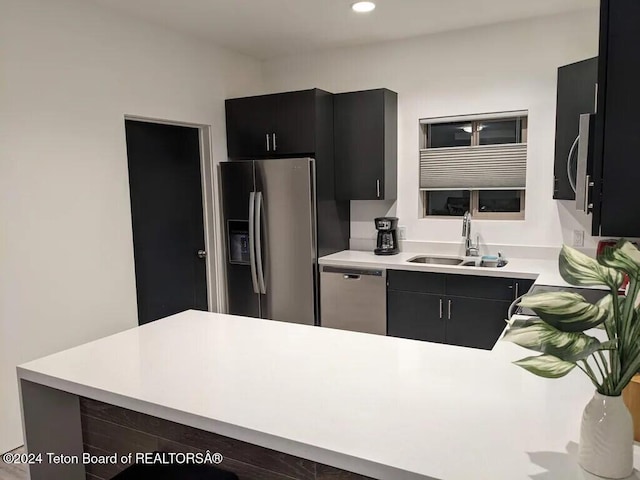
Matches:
[504,239,638,479]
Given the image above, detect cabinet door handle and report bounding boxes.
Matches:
[448,299,452,320]
[566,135,579,194]
[515,282,519,300]
[584,174,593,213]
[376,179,381,198]
[439,298,443,319]
[272,133,277,151]
[266,133,270,151]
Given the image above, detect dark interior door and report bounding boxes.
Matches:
[125,120,208,325]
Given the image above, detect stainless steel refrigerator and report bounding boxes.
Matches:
[220,158,317,325]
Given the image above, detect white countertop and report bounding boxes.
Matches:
[18,310,639,480]
[319,250,575,287]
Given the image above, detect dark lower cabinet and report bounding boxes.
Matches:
[386,269,445,294]
[446,274,515,302]
[445,296,511,350]
[387,270,533,350]
[514,278,535,301]
[387,290,445,343]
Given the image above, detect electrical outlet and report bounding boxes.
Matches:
[398,226,407,240]
[573,230,585,247]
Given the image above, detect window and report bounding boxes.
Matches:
[425,190,470,216]
[419,111,527,219]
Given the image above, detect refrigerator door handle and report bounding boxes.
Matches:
[248,192,260,294]
[255,191,267,294]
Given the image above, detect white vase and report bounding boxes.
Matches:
[578,391,634,479]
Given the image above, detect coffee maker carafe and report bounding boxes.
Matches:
[374,217,399,255]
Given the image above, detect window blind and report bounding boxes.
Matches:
[419,143,527,190]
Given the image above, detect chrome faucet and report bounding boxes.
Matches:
[462,211,480,257]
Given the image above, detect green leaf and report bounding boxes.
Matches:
[559,245,624,289]
[519,292,610,332]
[513,354,576,378]
[598,339,618,351]
[503,320,604,362]
[599,239,640,278]
[595,294,619,331]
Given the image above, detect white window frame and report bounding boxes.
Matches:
[419,112,527,220]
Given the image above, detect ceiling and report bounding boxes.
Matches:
[90,0,598,59]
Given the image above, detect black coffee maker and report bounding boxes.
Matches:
[374,217,399,255]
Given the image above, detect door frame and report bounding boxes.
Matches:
[123,115,220,314]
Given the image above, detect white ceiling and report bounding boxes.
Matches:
[90,0,598,59]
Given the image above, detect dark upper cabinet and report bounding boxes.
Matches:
[272,90,317,155]
[334,89,398,200]
[225,94,276,159]
[591,0,640,236]
[225,89,326,159]
[553,58,598,200]
[225,88,350,257]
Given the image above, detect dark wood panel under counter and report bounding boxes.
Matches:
[80,398,374,480]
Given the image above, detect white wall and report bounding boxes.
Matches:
[0,0,263,452]
[262,10,600,253]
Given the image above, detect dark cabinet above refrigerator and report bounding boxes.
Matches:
[225,89,327,159]
[553,57,598,200]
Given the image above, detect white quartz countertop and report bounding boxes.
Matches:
[319,250,574,287]
[18,310,639,480]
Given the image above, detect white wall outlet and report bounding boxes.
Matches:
[398,226,407,240]
[573,230,585,247]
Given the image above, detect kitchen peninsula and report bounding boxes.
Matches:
[18,304,640,479]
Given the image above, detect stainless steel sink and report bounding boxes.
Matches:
[461,260,509,268]
[407,255,464,265]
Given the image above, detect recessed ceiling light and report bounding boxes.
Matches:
[352,2,376,13]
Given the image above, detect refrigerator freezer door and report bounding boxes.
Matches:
[220,161,261,318]
[254,158,317,325]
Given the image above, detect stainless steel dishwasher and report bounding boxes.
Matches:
[320,265,386,335]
